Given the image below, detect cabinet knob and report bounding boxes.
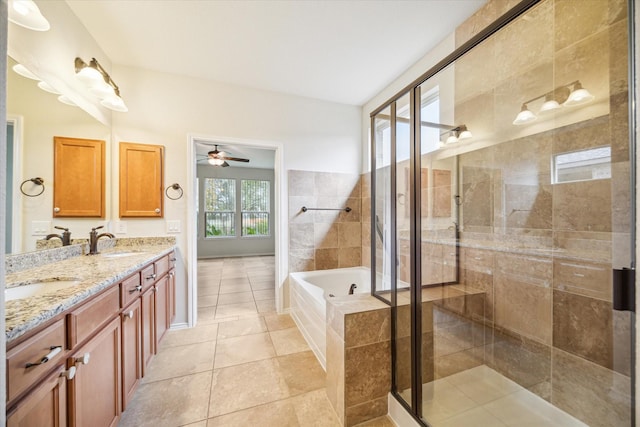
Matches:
[123,310,134,320]
[155,208,161,213]
[75,352,90,366]
[60,366,77,381]
[54,207,60,213]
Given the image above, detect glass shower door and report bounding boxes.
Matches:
[372,1,635,426]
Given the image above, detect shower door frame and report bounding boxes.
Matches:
[369,0,637,424]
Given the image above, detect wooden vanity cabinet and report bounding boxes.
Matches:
[120,272,143,410]
[67,317,121,427]
[6,252,176,427]
[6,363,68,427]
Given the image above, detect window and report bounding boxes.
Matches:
[553,146,611,184]
[204,178,235,237]
[241,179,270,236]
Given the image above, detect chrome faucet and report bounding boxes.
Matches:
[46,226,72,246]
[348,283,357,295]
[88,226,115,255]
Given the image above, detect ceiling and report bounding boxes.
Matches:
[66,0,486,107]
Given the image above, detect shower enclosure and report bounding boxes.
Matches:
[371,0,635,425]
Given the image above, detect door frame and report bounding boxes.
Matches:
[6,115,23,254]
[186,134,287,327]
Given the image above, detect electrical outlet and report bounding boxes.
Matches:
[32,221,51,236]
[114,221,127,234]
[166,220,181,233]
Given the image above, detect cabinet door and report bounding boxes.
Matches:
[119,142,164,218]
[154,275,170,348]
[68,317,121,427]
[168,268,176,323]
[53,136,105,217]
[141,286,155,375]
[121,299,142,411]
[7,364,68,427]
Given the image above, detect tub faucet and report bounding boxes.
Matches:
[348,283,357,295]
[46,226,72,246]
[88,226,115,255]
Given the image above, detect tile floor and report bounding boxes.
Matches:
[118,256,394,427]
[403,365,587,427]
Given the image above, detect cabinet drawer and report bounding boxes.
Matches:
[141,264,156,291]
[168,251,176,269]
[67,286,120,348]
[7,318,66,403]
[121,273,142,308]
[155,256,169,279]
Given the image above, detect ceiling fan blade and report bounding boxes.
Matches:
[221,161,230,167]
[221,156,250,162]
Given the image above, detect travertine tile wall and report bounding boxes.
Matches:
[288,170,362,273]
[326,298,391,426]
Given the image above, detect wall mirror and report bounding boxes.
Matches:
[6,55,111,254]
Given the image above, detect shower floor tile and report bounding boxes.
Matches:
[418,365,587,427]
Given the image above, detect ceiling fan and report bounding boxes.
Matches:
[199,145,250,167]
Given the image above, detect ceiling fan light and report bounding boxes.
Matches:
[12,63,40,80]
[8,0,50,31]
[208,158,225,166]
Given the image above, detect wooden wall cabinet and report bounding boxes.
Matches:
[53,136,105,217]
[119,142,164,218]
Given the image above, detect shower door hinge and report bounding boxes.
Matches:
[613,268,635,312]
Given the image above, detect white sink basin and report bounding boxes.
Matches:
[5,280,81,301]
[100,252,141,258]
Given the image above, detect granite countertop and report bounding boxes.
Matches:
[5,243,176,344]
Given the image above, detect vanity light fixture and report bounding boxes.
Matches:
[513,80,594,125]
[8,0,50,31]
[563,81,595,106]
[12,63,39,80]
[439,124,472,145]
[58,95,77,106]
[37,81,60,95]
[513,103,537,125]
[75,57,128,112]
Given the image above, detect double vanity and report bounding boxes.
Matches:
[4,237,177,426]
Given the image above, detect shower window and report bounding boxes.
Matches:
[553,146,612,184]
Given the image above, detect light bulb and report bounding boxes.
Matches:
[564,83,595,107]
[101,95,128,112]
[458,126,472,140]
[446,134,458,144]
[37,81,60,94]
[12,63,39,80]
[539,99,561,113]
[8,0,50,31]
[513,104,537,125]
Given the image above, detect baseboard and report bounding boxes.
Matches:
[169,322,189,330]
